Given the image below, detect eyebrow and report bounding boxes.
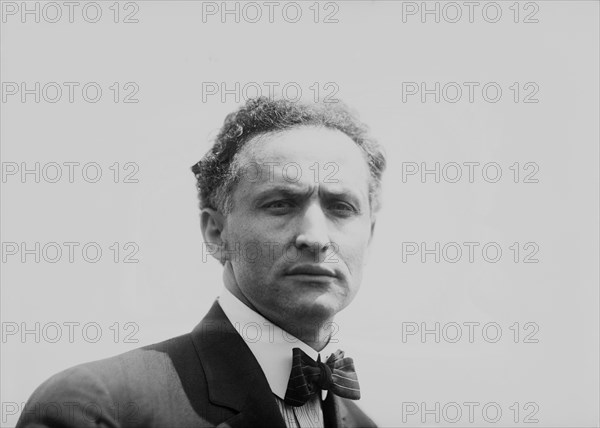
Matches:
[253,185,311,202]
[252,184,364,205]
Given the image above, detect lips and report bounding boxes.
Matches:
[285,264,338,277]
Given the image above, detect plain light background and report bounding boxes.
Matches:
[1,1,599,426]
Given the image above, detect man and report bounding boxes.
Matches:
[17,97,386,428]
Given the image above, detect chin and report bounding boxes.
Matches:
[289,293,345,320]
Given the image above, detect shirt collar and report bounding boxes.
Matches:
[217,287,335,400]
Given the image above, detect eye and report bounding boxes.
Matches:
[329,201,357,214]
[263,200,295,213]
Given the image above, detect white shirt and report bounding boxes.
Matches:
[217,287,336,427]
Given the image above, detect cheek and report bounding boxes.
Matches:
[224,217,255,249]
[338,228,372,270]
[228,213,281,245]
[226,227,279,276]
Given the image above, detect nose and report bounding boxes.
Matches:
[294,202,331,254]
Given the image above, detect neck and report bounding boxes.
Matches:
[222,264,334,352]
[278,315,334,352]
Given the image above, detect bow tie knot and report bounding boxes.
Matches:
[284,347,361,407]
[317,359,333,390]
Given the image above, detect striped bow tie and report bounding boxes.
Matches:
[284,347,361,407]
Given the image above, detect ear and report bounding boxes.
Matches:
[365,217,377,263]
[368,217,376,245]
[200,208,226,264]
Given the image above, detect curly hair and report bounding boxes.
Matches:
[191,97,386,214]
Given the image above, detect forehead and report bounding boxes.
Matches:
[235,126,371,189]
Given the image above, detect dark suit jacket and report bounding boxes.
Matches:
[17,301,377,428]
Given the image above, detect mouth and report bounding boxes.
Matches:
[285,264,339,278]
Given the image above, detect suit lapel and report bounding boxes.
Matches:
[323,393,344,428]
[191,301,286,428]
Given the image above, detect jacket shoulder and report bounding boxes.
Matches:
[338,398,378,428]
[17,334,212,428]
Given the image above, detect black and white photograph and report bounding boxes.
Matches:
[1,1,599,427]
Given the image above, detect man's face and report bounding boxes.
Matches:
[219,126,375,327]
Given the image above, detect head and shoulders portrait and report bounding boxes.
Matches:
[16,96,386,428]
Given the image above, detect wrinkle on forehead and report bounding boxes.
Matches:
[229,125,373,210]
